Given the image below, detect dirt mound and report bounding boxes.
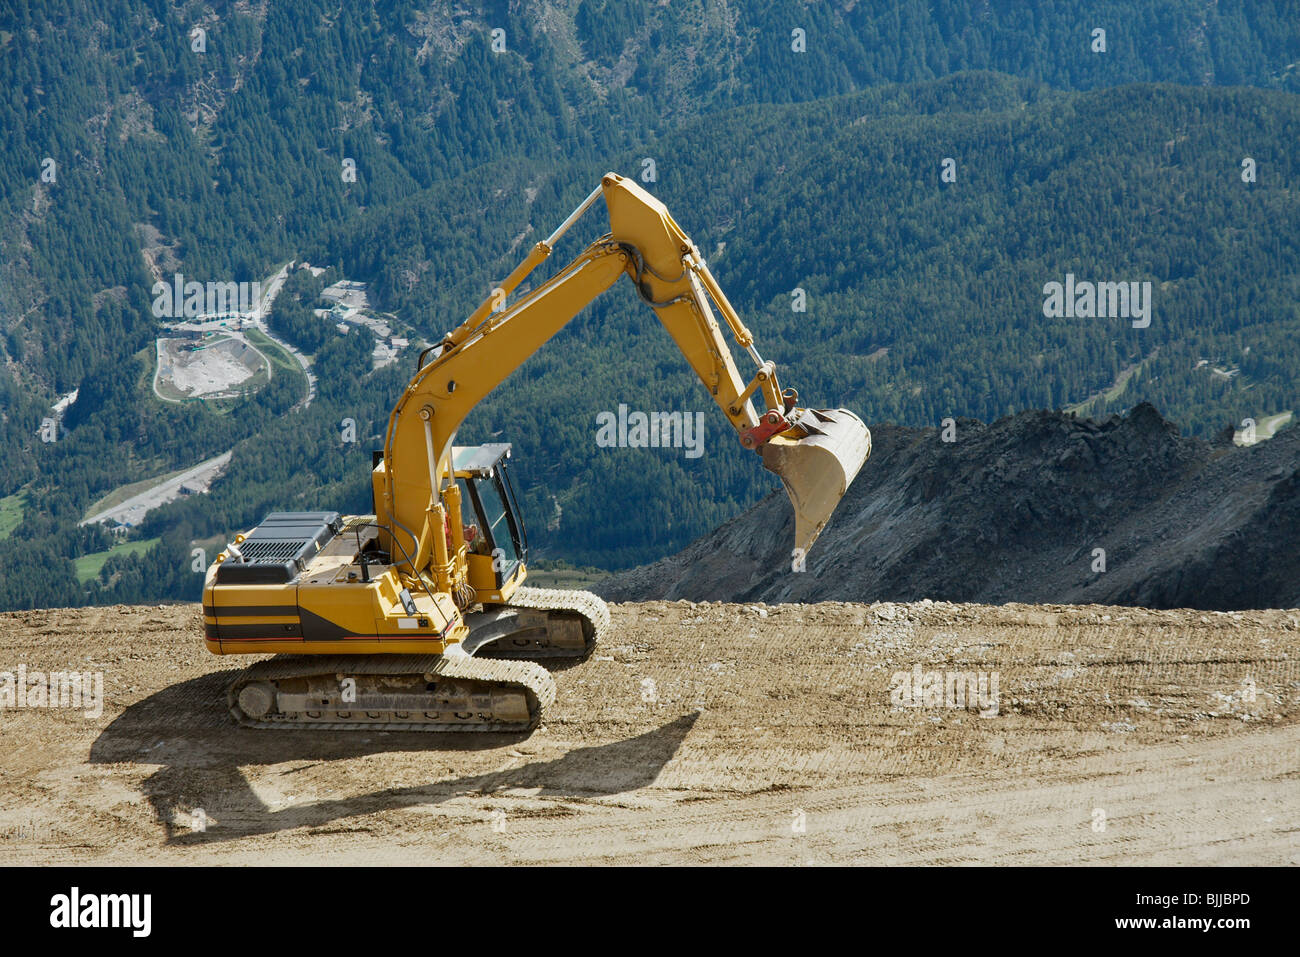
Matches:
[599,404,1300,609]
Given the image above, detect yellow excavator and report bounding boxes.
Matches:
[203,173,870,732]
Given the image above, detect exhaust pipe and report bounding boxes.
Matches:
[760,408,871,556]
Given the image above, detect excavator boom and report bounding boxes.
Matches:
[378,173,869,578]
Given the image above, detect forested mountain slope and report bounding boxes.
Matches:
[435,77,1300,568]
[1,1,1297,608]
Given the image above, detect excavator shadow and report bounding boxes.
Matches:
[90,671,698,846]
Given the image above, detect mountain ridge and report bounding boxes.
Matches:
[597,403,1300,610]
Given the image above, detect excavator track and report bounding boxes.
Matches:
[470,586,609,662]
[227,653,555,732]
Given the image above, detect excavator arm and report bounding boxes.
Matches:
[375,173,870,596]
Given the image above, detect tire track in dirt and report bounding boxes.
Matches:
[0,600,1296,863]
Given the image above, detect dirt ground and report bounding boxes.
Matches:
[1,600,1297,865]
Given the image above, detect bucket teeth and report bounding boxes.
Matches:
[760,408,871,555]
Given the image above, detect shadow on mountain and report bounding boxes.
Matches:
[90,671,698,844]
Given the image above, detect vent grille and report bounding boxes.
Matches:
[239,539,313,564]
[215,511,341,585]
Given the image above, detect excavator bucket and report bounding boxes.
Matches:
[760,408,871,556]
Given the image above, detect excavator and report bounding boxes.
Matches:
[203,173,870,732]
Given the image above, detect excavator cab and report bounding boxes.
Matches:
[453,444,529,600]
